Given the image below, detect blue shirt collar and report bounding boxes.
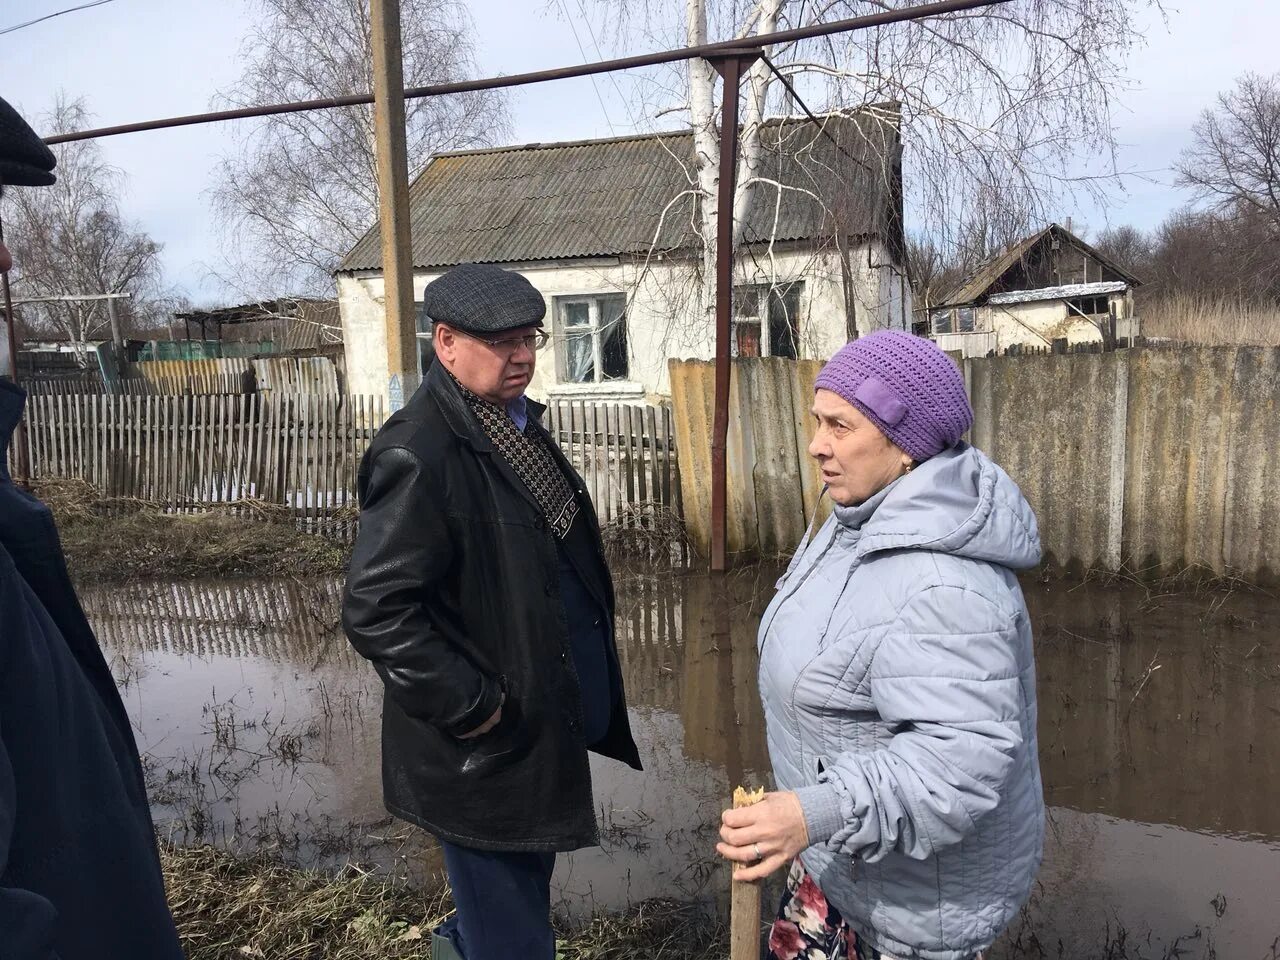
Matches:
[506,393,529,431]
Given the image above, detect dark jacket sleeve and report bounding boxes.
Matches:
[342,445,502,737]
[1,723,60,960]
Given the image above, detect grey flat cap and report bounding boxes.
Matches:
[0,97,56,187]
[421,263,545,335]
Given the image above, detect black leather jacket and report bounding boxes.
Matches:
[342,364,641,851]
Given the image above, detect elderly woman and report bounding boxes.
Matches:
[718,331,1044,960]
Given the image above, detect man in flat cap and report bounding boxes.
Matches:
[343,262,641,960]
[0,97,184,959]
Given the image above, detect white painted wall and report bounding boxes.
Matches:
[978,291,1130,350]
[337,242,904,402]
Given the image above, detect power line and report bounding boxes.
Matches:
[42,0,1013,145]
[0,0,116,37]
[555,0,617,134]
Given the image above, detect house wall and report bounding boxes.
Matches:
[979,291,1131,349]
[336,241,909,403]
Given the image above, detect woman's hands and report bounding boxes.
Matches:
[717,791,810,882]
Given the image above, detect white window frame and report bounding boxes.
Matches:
[414,300,435,372]
[731,282,803,359]
[553,293,628,384]
[931,307,976,335]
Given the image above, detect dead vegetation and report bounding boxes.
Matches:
[1141,294,1280,346]
[161,842,725,960]
[601,502,692,567]
[38,479,689,584]
[35,479,351,584]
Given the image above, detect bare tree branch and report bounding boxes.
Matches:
[3,96,169,343]
[1176,71,1280,240]
[210,0,511,297]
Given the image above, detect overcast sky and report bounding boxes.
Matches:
[3,0,1276,303]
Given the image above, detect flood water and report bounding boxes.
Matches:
[83,570,1280,958]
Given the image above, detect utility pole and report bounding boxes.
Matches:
[369,0,418,412]
[105,293,123,350]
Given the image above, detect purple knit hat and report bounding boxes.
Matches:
[814,330,973,462]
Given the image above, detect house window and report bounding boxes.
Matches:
[554,294,627,383]
[732,283,802,359]
[415,300,435,373]
[1067,295,1109,317]
[932,308,974,335]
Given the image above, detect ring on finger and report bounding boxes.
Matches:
[753,842,762,861]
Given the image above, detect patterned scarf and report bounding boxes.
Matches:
[453,375,579,539]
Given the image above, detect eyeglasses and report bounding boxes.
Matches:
[463,329,550,353]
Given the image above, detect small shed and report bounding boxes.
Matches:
[172,298,343,354]
[926,223,1142,357]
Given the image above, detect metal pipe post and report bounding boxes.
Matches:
[42,0,1014,147]
[370,0,419,411]
[710,52,750,573]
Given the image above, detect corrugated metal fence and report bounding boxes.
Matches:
[22,356,341,397]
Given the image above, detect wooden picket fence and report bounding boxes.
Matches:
[19,392,385,536]
[12,393,682,543]
[545,400,681,530]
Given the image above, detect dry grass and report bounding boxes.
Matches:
[37,479,351,584]
[601,503,692,567]
[1141,294,1280,346]
[37,479,689,584]
[161,842,726,960]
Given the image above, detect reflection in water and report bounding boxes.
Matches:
[79,572,1280,955]
[1030,582,1280,840]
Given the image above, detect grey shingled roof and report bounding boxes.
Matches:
[338,110,901,273]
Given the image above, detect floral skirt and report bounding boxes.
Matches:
[766,860,981,960]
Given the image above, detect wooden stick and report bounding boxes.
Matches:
[730,786,765,960]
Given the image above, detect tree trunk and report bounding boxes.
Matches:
[688,0,721,330]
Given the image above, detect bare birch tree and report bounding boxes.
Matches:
[585,0,1154,327]
[211,0,510,295]
[3,97,165,343]
[1176,71,1280,241]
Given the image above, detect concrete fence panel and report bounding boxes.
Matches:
[1125,347,1280,578]
[969,352,1128,571]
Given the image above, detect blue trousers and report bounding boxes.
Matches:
[435,841,557,960]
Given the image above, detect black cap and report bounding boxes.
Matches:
[421,263,545,335]
[0,97,56,188]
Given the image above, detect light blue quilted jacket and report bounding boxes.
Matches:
[758,443,1045,960]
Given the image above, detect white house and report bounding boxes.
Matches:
[924,223,1143,357]
[335,110,912,402]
